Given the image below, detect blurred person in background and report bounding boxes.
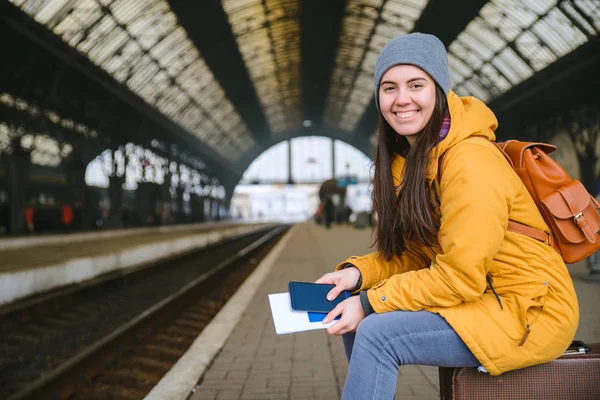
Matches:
[323,196,334,229]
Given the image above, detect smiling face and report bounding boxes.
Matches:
[378,65,437,146]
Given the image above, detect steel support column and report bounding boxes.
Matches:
[176,187,186,224]
[288,140,293,184]
[2,143,30,234]
[65,158,89,231]
[189,194,204,223]
[108,175,125,227]
[331,138,336,179]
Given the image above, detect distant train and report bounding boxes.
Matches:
[0,171,221,235]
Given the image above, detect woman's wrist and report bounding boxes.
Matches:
[342,263,363,291]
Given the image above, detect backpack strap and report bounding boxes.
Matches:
[507,220,556,248]
[437,138,558,252]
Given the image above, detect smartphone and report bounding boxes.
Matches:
[288,281,350,313]
[563,340,592,354]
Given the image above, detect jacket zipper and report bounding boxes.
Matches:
[487,276,530,346]
[486,275,504,310]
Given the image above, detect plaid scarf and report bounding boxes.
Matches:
[438,112,451,142]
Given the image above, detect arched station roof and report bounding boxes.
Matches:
[2,0,599,190]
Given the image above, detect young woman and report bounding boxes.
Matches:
[315,33,579,399]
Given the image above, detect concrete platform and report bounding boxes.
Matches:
[146,222,600,400]
[0,222,271,306]
[0,221,245,251]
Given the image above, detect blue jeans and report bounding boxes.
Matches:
[341,310,479,400]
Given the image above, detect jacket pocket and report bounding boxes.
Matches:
[476,282,548,341]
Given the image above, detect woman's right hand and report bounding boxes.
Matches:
[315,266,361,301]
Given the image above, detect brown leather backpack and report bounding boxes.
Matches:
[439,139,600,264]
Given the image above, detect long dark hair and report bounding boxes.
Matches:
[372,84,448,260]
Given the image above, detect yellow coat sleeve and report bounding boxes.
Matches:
[367,142,517,312]
[335,248,430,292]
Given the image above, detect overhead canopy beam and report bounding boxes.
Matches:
[352,0,490,139]
[301,0,348,131]
[167,0,271,148]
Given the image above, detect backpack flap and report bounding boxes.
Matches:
[540,181,600,246]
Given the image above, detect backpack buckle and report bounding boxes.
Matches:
[574,212,584,224]
[544,232,552,246]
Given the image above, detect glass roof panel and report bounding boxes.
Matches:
[459,31,495,60]
[561,1,596,35]
[448,0,599,102]
[223,0,302,135]
[491,52,522,85]
[10,0,256,162]
[536,8,588,55]
[34,0,71,24]
[514,31,555,71]
[325,0,428,132]
[448,54,472,82]
[575,0,600,31]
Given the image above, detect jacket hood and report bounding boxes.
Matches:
[391,90,498,183]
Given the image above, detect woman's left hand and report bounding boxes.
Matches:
[323,296,366,336]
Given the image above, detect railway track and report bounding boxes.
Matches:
[0,224,287,399]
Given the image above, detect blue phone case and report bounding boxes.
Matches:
[307,312,341,322]
[288,281,350,313]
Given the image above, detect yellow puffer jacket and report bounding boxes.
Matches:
[337,91,579,376]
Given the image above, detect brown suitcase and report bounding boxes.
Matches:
[439,343,600,399]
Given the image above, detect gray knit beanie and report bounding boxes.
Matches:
[374,33,450,111]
